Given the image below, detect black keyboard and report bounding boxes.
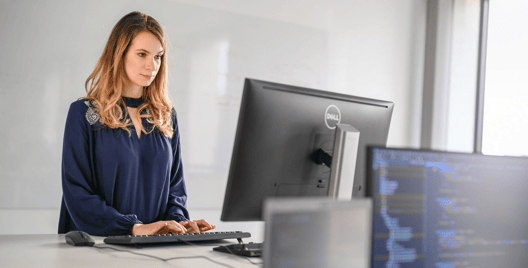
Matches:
[104,231,251,245]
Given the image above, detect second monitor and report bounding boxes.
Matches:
[221,78,394,221]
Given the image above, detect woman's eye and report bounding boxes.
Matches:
[156,55,163,60]
[138,53,145,57]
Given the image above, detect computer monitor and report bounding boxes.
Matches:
[367,147,528,267]
[221,78,394,221]
[263,198,372,268]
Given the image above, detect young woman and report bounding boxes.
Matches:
[58,11,215,236]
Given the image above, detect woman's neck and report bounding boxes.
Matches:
[123,85,144,98]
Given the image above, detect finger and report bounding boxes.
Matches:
[180,221,197,233]
[186,220,200,233]
[197,219,213,229]
[195,219,215,232]
[179,221,193,232]
[157,226,169,235]
[175,221,187,233]
[152,221,168,235]
[200,225,216,232]
[166,221,185,234]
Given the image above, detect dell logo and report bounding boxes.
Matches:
[325,105,342,129]
[326,113,340,121]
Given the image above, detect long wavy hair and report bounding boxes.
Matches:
[85,11,173,137]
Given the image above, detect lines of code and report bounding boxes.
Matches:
[370,148,528,268]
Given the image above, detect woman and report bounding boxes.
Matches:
[58,11,215,236]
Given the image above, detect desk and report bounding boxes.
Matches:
[0,234,262,268]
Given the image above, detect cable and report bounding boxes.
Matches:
[93,244,235,268]
[181,240,263,266]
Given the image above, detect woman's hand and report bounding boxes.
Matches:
[131,221,187,236]
[179,219,217,233]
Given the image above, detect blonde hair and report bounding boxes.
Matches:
[85,11,173,137]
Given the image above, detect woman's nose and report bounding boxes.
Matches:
[145,57,155,71]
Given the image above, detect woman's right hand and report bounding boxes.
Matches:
[131,221,187,236]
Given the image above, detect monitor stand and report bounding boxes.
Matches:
[328,124,360,200]
[212,238,263,257]
[310,124,361,200]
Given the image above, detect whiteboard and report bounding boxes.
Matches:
[0,0,425,210]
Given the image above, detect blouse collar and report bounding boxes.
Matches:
[122,96,144,108]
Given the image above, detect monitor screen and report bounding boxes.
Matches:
[367,147,528,267]
[221,78,394,221]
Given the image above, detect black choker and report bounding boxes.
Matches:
[122,96,144,108]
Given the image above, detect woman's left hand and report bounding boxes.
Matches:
[179,219,216,233]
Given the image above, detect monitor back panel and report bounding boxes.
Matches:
[221,79,393,221]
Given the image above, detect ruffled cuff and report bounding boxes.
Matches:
[116,214,143,236]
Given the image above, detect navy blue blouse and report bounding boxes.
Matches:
[58,97,190,236]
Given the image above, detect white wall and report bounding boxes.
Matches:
[0,0,426,234]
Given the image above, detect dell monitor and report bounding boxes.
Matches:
[367,147,528,267]
[221,78,394,221]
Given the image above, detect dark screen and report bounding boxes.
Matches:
[368,147,528,267]
[220,79,394,221]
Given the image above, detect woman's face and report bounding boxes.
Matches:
[123,31,164,93]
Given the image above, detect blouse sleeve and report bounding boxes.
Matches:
[61,101,142,236]
[164,108,191,222]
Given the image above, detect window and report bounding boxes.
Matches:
[482,1,528,156]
